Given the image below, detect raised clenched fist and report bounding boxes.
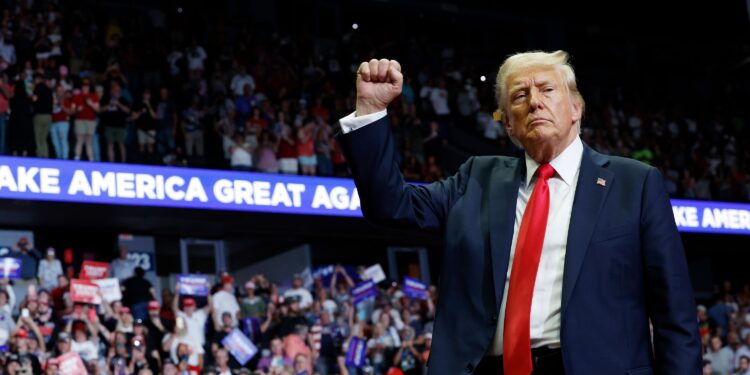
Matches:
[355,58,403,116]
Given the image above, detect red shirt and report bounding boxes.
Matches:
[52,98,73,122]
[297,138,314,157]
[72,93,99,120]
[278,138,298,159]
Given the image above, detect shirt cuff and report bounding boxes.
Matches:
[338,109,388,134]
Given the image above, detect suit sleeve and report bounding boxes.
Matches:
[640,167,702,374]
[336,115,472,232]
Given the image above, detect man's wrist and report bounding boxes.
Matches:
[355,101,385,117]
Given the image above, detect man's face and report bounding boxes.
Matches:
[216,351,228,366]
[741,358,749,370]
[711,337,722,351]
[119,246,128,259]
[292,277,302,289]
[504,66,581,161]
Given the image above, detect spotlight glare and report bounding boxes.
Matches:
[480,75,486,82]
[352,23,359,30]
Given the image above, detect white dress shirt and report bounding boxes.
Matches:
[338,110,584,355]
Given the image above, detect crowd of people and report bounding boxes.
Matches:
[699,281,750,375]
[0,236,437,375]
[0,2,745,200]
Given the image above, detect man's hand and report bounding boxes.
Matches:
[356,59,402,116]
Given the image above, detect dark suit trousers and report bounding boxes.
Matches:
[473,347,565,375]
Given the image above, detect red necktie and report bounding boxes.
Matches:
[503,163,555,375]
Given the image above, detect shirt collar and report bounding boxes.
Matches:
[524,136,584,187]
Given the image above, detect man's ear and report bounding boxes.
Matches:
[571,99,583,124]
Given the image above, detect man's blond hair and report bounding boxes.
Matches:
[495,50,585,124]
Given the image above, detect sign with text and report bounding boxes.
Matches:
[0,258,21,279]
[70,279,102,304]
[351,280,377,305]
[79,260,109,279]
[345,337,367,368]
[671,199,750,236]
[403,276,428,300]
[57,351,86,375]
[92,278,122,302]
[0,156,361,217]
[178,274,209,296]
[221,328,258,365]
[364,264,386,284]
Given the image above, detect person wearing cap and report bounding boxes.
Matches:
[211,274,240,329]
[36,247,63,290]
[65,313,99,363]
[71,78,100,160]
[173,281,212,350]
[283,274,313,310]
[240,280,266,320]
[122,266,157,321]
[11,319,43,374]
[145,300,166,346]
[43,357,59,375]
[54,331,71,356]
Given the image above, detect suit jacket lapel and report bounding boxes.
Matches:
[487,157,524,311]
[561,145,613,319]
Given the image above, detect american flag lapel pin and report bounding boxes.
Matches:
[596,177,606,187]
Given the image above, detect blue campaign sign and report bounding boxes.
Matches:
[177,274,209,296]
[221,328,258,365]
[0,156,361,217]
[0,258,21,279]
[671,199,750,236]
[351,280,377,305]
[345,337,367,368]
[403,276,428,300]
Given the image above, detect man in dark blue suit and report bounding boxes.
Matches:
[335,51,701,374]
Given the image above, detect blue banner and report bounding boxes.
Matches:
[177,274,209,296]
[671,199,750,236]
[0,156,748,235]
[0,258,21,279]
[221,328,258,366]
[403,276,428,300]
[345,337,367,368]
[351,280,377,305]
[0,156,360,217]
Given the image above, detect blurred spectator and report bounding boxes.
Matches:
[110,245,137,281]
[31,72,52,157]
[122,267,157,321]
[101,81,131,162]
[284,275,313,310]
[71,79,99,161]
[212,275,240,329]
[50,84,72,159]
[36,247,62,290]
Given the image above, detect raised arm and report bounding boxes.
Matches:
[336,59,473,232]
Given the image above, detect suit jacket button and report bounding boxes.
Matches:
[465,363,474,373]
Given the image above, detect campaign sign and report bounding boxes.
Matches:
[351,280,377,305]
[178,274,209,296]
[0,258,21,279]
[80,260,110,279]
[57,351,87,375]
[345,337,368,368]
[221,328,258,365]
[364,264,386,284]
[92,278,122,302]
[403,276,428,300]
[70,279,102,304]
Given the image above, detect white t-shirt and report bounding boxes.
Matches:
[71,339,98,361]
[212,290,240,327]
[186,46,207,71]
[0,40,15,65]
[429,88,450,115]
[230,74,256,96]
[179,309,208,346]
[230,143,252,167]
[283,288,313,309]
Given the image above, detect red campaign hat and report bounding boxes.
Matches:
[183,298,196,307]
[148,300,160,310]
[14,329,28,338]
[222,275,233,285]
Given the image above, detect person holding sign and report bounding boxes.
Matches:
[337,53,700,374]
[173,282,212,350]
